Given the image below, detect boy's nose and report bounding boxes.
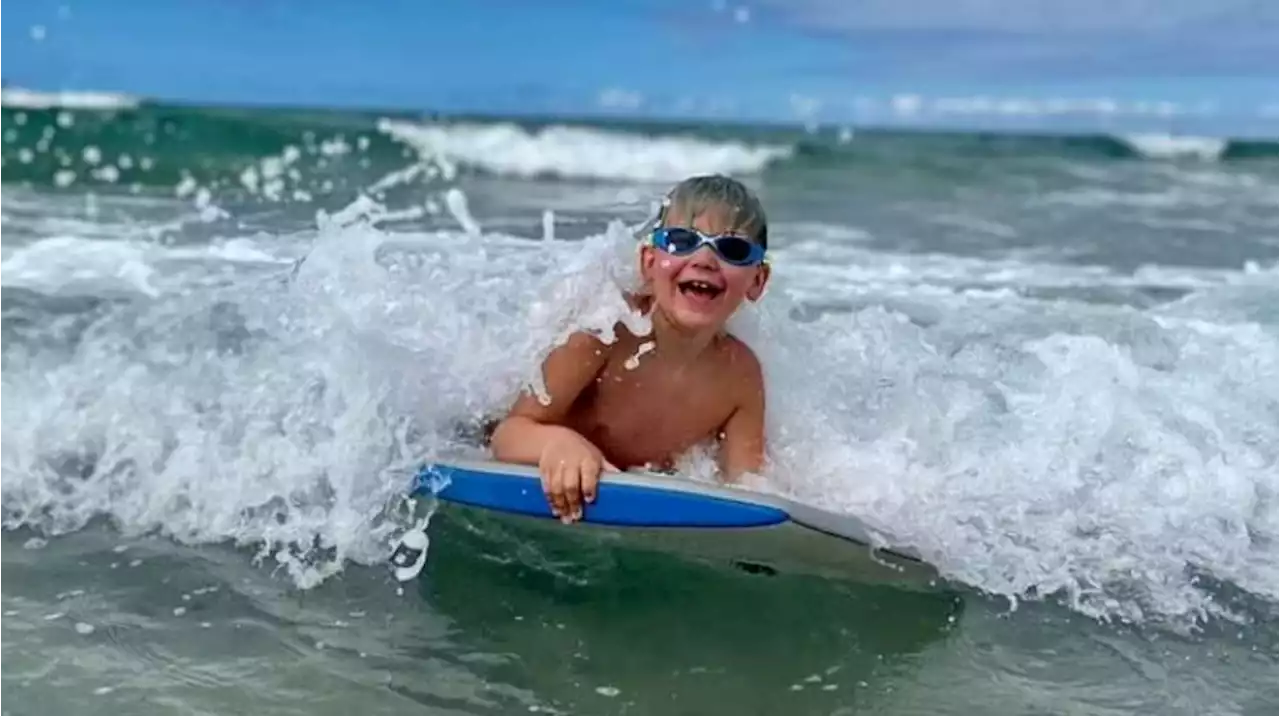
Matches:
[690,247,720,270]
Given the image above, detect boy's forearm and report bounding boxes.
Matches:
[719,452,763,485]
[489,415,571,466]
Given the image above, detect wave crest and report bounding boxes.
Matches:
[1118,133,1230,161]
[376,118,791,182]
[1,87,140,111]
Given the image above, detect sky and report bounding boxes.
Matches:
[4,0,1277,134]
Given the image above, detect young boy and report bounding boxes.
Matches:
[489,174,772,523]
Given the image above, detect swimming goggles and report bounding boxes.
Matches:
[650,227,767,267]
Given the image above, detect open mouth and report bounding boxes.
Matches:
[677,279,724,300]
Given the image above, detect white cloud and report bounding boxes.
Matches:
[844,93,1223,119]
[890,94,923,116]
[749,0,1275,77]
[597,88,644,111]
[789,93,822,119]
[752,0,1271,35]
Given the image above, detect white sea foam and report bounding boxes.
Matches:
[1,87,140,111]
[377,118,791,182]
[1118,134,1229,161]
[2,237,163,298]
[1,236,291,298]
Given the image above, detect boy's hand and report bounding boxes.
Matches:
[538,431,617,523]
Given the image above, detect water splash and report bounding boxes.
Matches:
[0,194,649,589]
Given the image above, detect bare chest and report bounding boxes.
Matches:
[569,343,735,467]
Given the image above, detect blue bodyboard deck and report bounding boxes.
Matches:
[415,461,788,528]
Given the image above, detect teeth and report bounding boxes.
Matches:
[679,280,720,295]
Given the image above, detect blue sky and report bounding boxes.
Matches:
[4,0,1277,134]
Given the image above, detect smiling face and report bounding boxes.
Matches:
[639,202,770,333]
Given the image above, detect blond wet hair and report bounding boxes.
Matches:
[640,174,769,249]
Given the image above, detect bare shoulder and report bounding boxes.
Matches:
[559,329,616,356]
[509,329,616,420]
[549,329,627,373]
[715,334,767,480]
[718,334,765,399]
[719,333,763,373]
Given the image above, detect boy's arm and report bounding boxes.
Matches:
[489,331,611,465]
[718,350,767,483]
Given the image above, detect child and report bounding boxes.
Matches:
[489,174,772,523]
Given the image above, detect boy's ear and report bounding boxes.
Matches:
[637,244,657,286]
[746,263,771,302]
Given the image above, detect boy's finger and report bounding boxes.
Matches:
[583,461,602,504]
[548,462,568,518]
[563,467,582,521]
[539,463,560,517]
[557,463,574,518]
[602,460,619,473]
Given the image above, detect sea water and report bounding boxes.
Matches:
[2,94,1276,715]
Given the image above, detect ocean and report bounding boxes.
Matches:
[1,92,1277,715]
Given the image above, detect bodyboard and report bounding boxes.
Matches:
[411,460,942,590]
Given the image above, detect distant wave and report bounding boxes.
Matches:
[1,87,140,111]
[376,118,792,182]
[1116,133,1230,161]
[792,129,1275,163]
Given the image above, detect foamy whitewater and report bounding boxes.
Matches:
[2,99,1277,715]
